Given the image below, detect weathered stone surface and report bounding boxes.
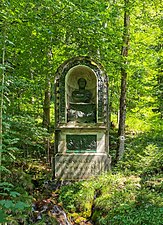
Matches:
[54,153,111,179]
[68,103,96,123]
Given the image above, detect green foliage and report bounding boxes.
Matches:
[93,179,163,225]
[98,205,163,225]
[59,181,94,218]
[1,114,49,223]
[59,174,139,221]
[59,171,163,225]
[116,113,163,174]
[0,180,32,223]
[3,115,49,160]
[0,199,31,223]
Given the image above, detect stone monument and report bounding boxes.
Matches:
[54,56,111,179]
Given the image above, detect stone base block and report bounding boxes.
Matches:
[54,153,111,179]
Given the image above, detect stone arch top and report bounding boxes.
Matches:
[65,65,97,90]
[54,56,108,125]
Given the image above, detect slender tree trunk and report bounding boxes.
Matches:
[43,46,53,163]
[43,45,53,130]
[116,0,130,161]
[0,31,5,181]
[43,79,51,163]
[157,70,163,119]
[43,79,51,130]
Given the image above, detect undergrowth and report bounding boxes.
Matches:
[1,112,162,224]
[59,114,163,224]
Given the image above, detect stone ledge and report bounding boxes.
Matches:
[56,123,108,131]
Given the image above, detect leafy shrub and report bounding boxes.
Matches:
[115,125,163,175]
[3,115,49,160]
[59,181,95,218]
[0,181,32,223]
[98,205,163,225]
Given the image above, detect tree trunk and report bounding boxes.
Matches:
[43,79,51,130]
[43,79,51,163]
[116,0,130,161]
[0,30,5,181]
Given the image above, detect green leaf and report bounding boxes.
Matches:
[0,210,8,223]
[10,191,20,197]
[5,40,14,45]
[15,201,29,210]
[0,182,13,188]
[7,151,16,160]
[7,147,19,151]
[0,200,14,209]
[0,149,7,153]
[0,166,11,174]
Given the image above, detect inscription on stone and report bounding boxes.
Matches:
[55,154,109,179]
[66,135,97,152]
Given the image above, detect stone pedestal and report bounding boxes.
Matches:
[54,123,110,179]
[55,153,111,179]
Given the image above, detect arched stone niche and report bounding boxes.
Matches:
[65,65,97,123]
[55,56,108,125]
